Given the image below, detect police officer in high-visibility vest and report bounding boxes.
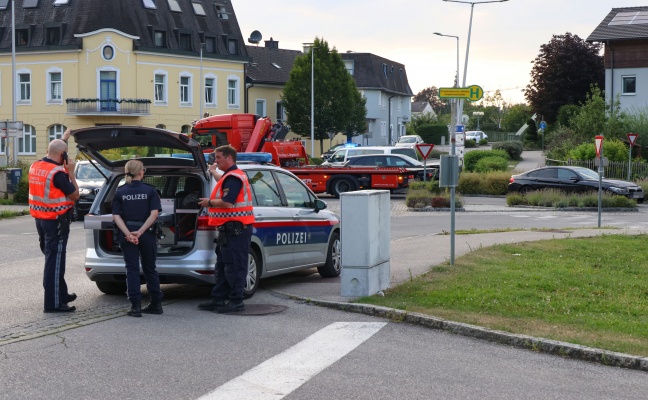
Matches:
[197,145,255,313]
[29,130,79,313]
[112,159,163,317]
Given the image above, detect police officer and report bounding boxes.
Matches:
[29,130,79,313]
[112,160,163,317]
[197,145,255,313]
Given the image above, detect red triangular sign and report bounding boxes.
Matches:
[627,133,639,147]
[416,144,435,159]
[595,135,604,158]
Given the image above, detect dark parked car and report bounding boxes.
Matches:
[345,154,438,181]
[508,166,644,203]
[321,142,359,160]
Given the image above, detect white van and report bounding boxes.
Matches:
[324,146,418,165]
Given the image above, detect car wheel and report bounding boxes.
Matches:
[331,178,356,198]
[637,198,644,204]
[244,249,261,299]
[318,231,341,278]
[519,186,532,195]
[96,281,127,295]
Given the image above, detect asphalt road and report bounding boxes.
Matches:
[2,204,648,399]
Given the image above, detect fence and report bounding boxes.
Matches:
[545,158,648,180]
[487,132,521,143]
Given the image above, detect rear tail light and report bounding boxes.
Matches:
[509,177,515,183]
[197,216,217,230]
[407,175,414,180]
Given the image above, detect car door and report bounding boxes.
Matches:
[274,171,332,268]
[556,168,586,193]
[532,168,559,190]
[246,169,295,271]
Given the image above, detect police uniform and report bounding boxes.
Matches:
[112,180,163,306]
[29,157,77,311]
[206,164,255,309]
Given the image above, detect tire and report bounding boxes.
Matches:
[244,249,261,299]
[318,231,341,278]
[96,281,127,295]
[519,186,532,195]
[331,178,356,198]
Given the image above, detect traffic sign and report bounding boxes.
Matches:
[416,143,435,159]
[438,85,484,102]
[595,135,604,158]
[627,133,639,147]
[539,121,547,130]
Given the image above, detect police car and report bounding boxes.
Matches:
[72,126,341,298]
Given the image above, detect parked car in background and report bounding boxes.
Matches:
[395,135,424,147]
[508,166,644,203]
[320,142,360,160]
[345,154,438,181]
[74,160,110,218]
[323,146,418,166]
[465,131,487,142]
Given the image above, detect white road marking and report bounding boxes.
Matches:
[197,321,387,400]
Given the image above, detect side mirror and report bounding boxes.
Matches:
[314,199,327,212]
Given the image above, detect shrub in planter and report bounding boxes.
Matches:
[492,141,523,160]
[409,180,441,194]
[405,189,431,208]
[457,171,510,195]
[465,139,477,148]
[474,156,509,173]
[464,149,508,172]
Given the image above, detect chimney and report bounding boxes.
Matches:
[264,37,279,50]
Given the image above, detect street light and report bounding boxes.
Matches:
[433,31,460,149]
[303,42,315,159]
[433,32,459,90]
[473,111,484,130]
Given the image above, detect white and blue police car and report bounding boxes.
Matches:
[72,126,341,298]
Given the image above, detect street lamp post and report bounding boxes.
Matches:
[303,42,315,159]
[199,42,204,120]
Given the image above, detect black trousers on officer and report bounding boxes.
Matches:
[36,217,71,310]
[211,225,253,304]
[119,229,162,304]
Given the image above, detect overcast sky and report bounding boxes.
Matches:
[235,1,646,105]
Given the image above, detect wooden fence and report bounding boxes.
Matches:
[545,158,648,180]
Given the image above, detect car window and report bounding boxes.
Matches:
[330,150,346,163]
[275,172,315,208]
[392,148,417,159]
[76,163,109,179]
[534,169,557,179]
[387,156,409,167]
[557,169,578,180]
[246,170,283,207]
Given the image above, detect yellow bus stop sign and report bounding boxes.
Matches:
[439,85,484,102]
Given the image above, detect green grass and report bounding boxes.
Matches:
[0,210,29,219]
[357,234,648,356]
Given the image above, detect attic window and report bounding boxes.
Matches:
[271,63,281,69]
[142,0,156,9]
[215,4,229,19]
[167,0,181,12]
[53,0,69,5]
[382,63,387,78]
[45,27,61,45]
[609,11,648,26]
[0,0,8,10]
[192,1,206,15]
[23,0,39,8]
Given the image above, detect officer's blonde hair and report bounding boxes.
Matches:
[124,159,144,184]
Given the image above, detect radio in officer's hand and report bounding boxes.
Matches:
[62,151,68,165]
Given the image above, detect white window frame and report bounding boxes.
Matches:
[380,121,387,138]
[276,100,286,123]
[18,124,36,155]
[255,99,266,117]
[344,60,354,76]
[46,67,63,104]
[17,68,31,105]
[48,124,67,142]
[179,71,193,107]
[622,75,636,95]
[227,76,240,109]
[154,70,168,106]
[204,74,217,108]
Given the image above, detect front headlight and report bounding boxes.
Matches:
[608,186,629,194]
[79,188,93,195]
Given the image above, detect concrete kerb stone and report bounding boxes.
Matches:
[268,289,648,372]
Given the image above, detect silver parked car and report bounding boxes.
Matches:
[72,126,341,298]
[74,160,110,218]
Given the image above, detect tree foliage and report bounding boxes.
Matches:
[413,86,448,115]
[525,33,604,124]
[501,103,531,132]
[282,38,367,154]
[568,86,629,142]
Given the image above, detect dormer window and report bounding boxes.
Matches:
[16,29,29,47]
[192,1,206,15]
[167,0,181,12]
[204,36,216,53]
[215,4,229,19]
[179,33,192,51]
[23,0,39,8]
[154,30,167,47]
[142,0,156,9]
[228,39,238,55]
[46,27,61,45]
[382,63,387,78]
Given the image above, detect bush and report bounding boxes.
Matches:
[474,156,509,173]
[479,138,488,146]
[465,139,477,148]
[417,124,450,145]
[464,149,509,172]
[12,167,29,204]
[505,189,637,208]
[458,171,510,195]
[492,141,523,160]
[408,180,442,194]
[568,139,629,162]
[405,189,432,208]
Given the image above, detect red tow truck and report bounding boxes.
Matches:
[190,114,414,197]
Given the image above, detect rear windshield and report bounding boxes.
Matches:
[391,148,417,158]
[94,146,192,161]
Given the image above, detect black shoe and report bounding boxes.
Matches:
[127,304,142,317]
[197,298,227,311]
[44,304,76,313]
[141,302,163,314]
[216,302,244,314]
[67,293,77,303]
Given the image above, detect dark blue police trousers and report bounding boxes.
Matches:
[36,218,70,310]
[119,230,162,304]
[212,225,253,303]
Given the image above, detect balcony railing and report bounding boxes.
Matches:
[66,98,151,116]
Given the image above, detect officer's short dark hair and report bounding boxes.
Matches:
[216,145,237,162]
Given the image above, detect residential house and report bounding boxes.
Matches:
[411,101,436,119]
[340,52,414,146]
[588,6,648,112]
[0,0,250,165]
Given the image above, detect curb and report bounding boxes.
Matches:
[268,289,648,372]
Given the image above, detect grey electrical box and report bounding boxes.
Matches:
[439,155,459,187]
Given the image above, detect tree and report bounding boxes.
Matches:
[413,86,448,115]
[501,103,531,132]
[525,33,604,124]
[282,38,367,155]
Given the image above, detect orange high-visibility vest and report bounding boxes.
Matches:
[28,160,74,220]
[207,168,255,226]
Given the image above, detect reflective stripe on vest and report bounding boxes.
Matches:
[29,161,74,219]
[207,168,255,226]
